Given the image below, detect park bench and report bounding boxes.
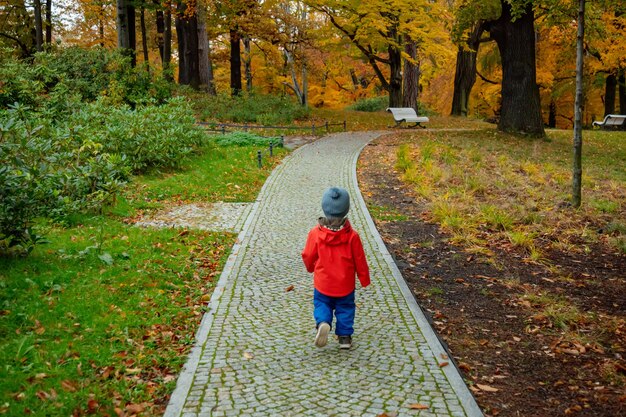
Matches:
[592,114,626,130]
[386,107,429,128]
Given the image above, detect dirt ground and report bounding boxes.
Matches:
[357,135,626,417]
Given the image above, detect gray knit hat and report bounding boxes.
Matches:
[322,187,350,219]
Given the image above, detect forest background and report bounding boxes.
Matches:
[1,0,625,130]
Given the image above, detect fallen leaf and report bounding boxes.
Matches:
[409,403,429,409]
[439,361,449,367]
[285,285,295,292]
[476,384,499,392]
[125,403,144,413]
[243,352,254,360]
[564,404,582,414]
[61,380,78,392]
[36,391,49,401]
[459,362,472,372]
[87,398,99,414]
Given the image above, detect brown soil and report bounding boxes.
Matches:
[357,134,626,417]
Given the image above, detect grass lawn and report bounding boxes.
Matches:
[394,128,626,260]
[0,139,287,416]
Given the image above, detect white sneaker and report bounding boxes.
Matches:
[314,322,330,347]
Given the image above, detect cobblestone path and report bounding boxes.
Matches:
[165,132,482,417]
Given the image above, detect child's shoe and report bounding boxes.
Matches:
[315,322,330,347]
[338,335,352,349]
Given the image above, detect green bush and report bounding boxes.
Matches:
[0,104,129,253]
[0,47,173,112]
[214,131,282,147]
[0,98,205,254]
[195,93,309,124]
[347,96,388,112]
[70,97,205,173]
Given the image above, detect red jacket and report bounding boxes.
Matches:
[301,219,370,297]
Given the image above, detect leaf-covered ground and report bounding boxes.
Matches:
[358,129,625,417]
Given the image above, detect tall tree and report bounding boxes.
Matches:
[572,0,585,207]
[450,19,490,116]
[0,0,35,56]
[116,0,136,65]
[197,0,216,94]
[309,0,449,108]
[175,0,200,88]
[140,5,149,69]
[484,0,544,136]
[402,38,419,111]
[229,29,242,94]
[617,69,626,114]
[604,73,617,116]
[33,0,44,51]
[163,3,172,79]
[45,0,51,44]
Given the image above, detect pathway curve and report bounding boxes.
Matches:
[165,132,482,417]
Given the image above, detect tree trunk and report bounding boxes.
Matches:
[619,71,626,114]
[548,99,556,128]
[127,4,136,66]
[487,1,544,136]
[155,2,164,62]
[175,4,187,84]
[604,73,616,116]
[302,61,308,107]
[116,0,130,49]
[163,6,172,80]
[388,44,403,107]
[99,9,105,47]
[197,1,215,94]
[244,37,252,92]
[572,0,585,208]
[140,7,149,70]
[175,2,200,89]
[116,0,136,65]
[230,29,242,95]
[350,69,359,90]
[451,24,483,116]
[33,0,43,52]
[45,0,51,44]
[402,39,419,112]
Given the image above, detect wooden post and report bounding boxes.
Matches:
[257,150,262,168]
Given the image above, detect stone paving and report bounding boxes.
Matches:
[136,202,253,232]
[165,132,483,417]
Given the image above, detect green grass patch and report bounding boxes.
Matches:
[367,204,409,222]
[0,140,285,415]
[126,141,286,205]
[393,128,626,260]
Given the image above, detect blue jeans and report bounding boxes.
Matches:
[313,289,355,336]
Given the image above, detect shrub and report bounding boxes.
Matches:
[0,97,203,254]
[214,131,281,147]
[0,104,129,254]
[347,96,388,112]
[69,97,205,173]
[195,93,309,124]
[0,48,173,113]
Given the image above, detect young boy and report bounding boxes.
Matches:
[301,187,370,349]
